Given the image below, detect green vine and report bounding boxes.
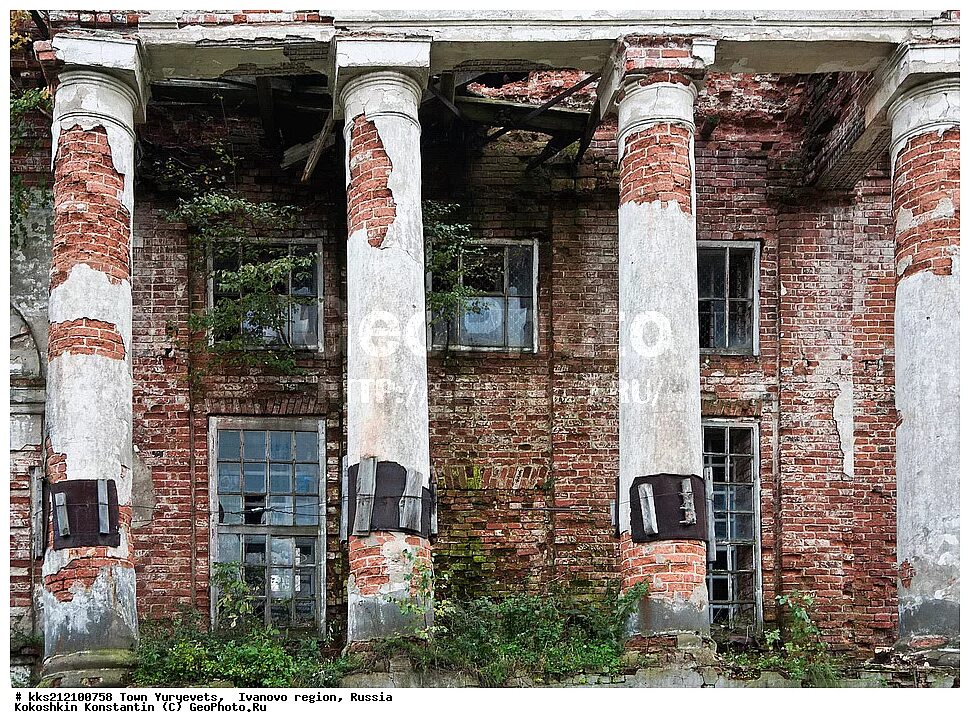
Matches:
[423,200,489,353]
[142,133,311,376]
[10,86,52,244]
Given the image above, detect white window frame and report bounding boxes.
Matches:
[426,238,539,354]
[208,416,327,635]
[206,237,325,354]
[697,239,761,356]
[703,417,764,635]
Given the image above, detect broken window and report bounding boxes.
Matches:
[429,240,537,351]
[211,239,320,349]
[697,242,758,353]
[704,422,760,633]
[214,423,322,630]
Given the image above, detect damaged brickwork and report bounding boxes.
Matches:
[619,124,693,211]
[347,115,397,248]
[348,532,432,597]
[892,127,960,280]
[50,126,131,289]
[9,16,953,659]
[48,318,126,360]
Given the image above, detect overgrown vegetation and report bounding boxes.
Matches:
[169,192,311,375]
[142,134,311,375]
[10,86,52,243]
[719,591,841,686]
[423,200,489,353]
[377,556,650,686]
[133,562,358,687]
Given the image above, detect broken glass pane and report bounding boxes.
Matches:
[460,296,505,347]
[463,247,505,293]
[271,537,294,565]
[729,249,754,299]
[268,495,293,526]
[295,496,318,526]
[508,246,534,296]
[295,538,315,566]
[507,297,533,349]
[219,495,243,525]
[697,249,726,298]
[244,535,266,564]
[244,495,267,525]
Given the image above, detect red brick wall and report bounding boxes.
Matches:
[12,70,902,655]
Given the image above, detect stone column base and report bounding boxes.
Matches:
[39,649,137,687]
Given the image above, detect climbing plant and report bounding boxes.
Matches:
[9,86,53,244]
[423,200,489,352]
[141,127,312,376]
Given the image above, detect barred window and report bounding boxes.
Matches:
[429,240,537,351]
[214,423,323,630]
[697,242,758,354]
[704,422,760,633]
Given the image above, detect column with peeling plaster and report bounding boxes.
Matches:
[339,70,433,642]
[616,73,709,635]
[887,78,960,652]
[41,66,142,685]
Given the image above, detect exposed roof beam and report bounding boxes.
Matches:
[300,113,335,183]
[455,96,587,136]
[483,72,599,144]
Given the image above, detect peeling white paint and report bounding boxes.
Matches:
[46,355,133,498]
[340,71,430,482]
[616,79,702,535]
[887,77,960,166]
[833,377,855,478]
[42,565,138,659]
[49,264,133,350]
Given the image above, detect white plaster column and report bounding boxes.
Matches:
[41,34,146,686]
[338,63,433,642]
[616,75,708,634]
[887,78,960,652]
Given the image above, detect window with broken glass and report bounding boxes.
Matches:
[430,241,537,351]
[697,242,758,354]
[215,425,322,629]
[704,422,760,633]
[211,239,320,349]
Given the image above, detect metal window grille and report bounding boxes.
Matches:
[215,427,321,629]
[697,242,758,354]
[704,422,760,633]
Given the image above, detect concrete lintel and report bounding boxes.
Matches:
[137,23,335,81]
[332,36,432,113]
[867,42,961,131]
[50,32,149,122]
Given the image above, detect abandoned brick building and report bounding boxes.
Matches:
[8,10,961,685]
